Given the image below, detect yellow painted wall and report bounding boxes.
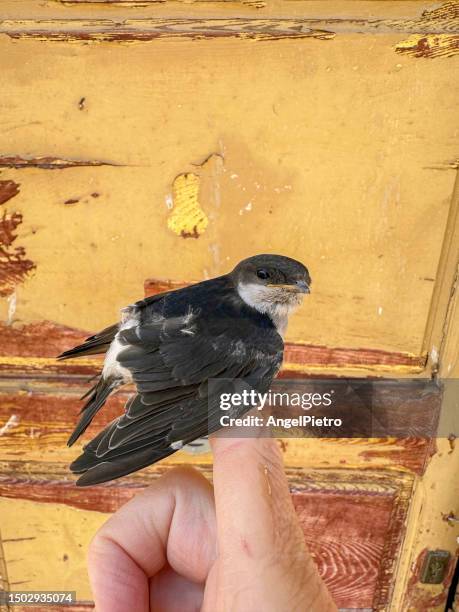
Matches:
[1,28,457,354]
[0,1,458,609]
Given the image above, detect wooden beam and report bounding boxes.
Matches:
[1,0,458,42]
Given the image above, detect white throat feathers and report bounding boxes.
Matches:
[237,282,303,337]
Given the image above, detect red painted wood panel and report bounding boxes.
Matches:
[0,469,411,611]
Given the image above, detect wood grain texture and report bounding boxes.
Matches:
[51,0,266,5]
[0,378,440,476]
[0,156,118,170]
[358,438,436,476]
[0,193,35,298]
[0,317,426,375]
[283,344,425,372]
[395,34,459,59]
[0,321,88,358]
[291,474,413,610]
[2,0,459,41]
[1,19,335,42]
[390,265,459,611]
[0,181,20,206]
[395,1,459,58]
[0,469,414,610]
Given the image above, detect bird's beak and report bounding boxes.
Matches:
[294,280,311,294]
[267,281,311,293]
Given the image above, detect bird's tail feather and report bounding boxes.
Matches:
[67,379,116,447]
[57,323,118,360]
[73,445,175,486]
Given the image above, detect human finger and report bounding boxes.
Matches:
[209,434,337,611]
[149,565,204,612]
[88,466,216,612]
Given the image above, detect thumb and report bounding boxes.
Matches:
[208,433,337,611]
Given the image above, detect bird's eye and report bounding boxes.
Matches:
[256,269,270,280]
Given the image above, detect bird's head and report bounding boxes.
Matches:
[231,254,311,330]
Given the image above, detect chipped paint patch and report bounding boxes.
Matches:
[395,0,459,58]
[395,34,459,58]
[167,173,208,239]
[144,277,189,296]
[0,156,118,170]
[7,291,16,326]
[2,19,335,43]
[425,158,459,170]
[0,208,36,297]
[0,415,19,437]
[56,0,267,5]
[239,201,253,215]
[418,0,459,23]
[0,181,20,206]
[431,345,439,368]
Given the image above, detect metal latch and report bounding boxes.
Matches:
[420,550,451,584]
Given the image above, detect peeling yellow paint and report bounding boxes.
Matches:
[0,497,106,600]
[0,35,456,353]
[395,34,459,59]
[283,361,424,376]
[0,354,422,376]
[167,172,209,239]
[0,356,98,368]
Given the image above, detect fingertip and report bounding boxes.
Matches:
[209,433,284,472]
[161,464,212,490]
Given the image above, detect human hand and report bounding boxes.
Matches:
[87,435,337,611]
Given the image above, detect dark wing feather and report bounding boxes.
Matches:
[58,323,119,360]
[71,309,283,486]
[67,378,117,447]
[58,291,171,361]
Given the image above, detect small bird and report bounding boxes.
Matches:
[59,254,311,485]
